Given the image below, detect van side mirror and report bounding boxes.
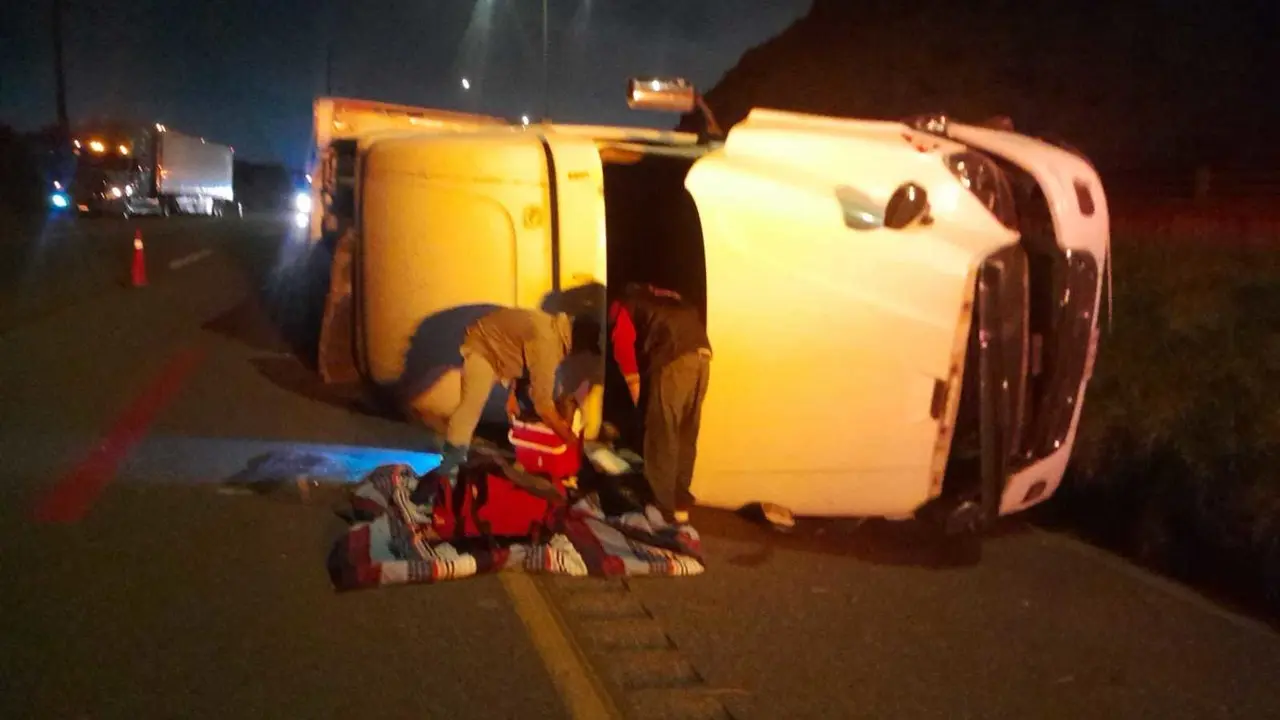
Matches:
[627,77,696,113]
[626,76,724,142]
[884,183,930,229]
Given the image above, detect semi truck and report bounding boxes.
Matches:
[55,122,237,218]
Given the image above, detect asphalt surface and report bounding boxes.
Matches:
[2,213,1278,719]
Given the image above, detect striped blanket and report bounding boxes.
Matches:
[327,463,705,591]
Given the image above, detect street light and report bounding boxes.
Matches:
[457,1,549,119]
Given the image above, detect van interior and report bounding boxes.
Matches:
[595,141,709,452]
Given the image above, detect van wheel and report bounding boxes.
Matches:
[738,502,797,532]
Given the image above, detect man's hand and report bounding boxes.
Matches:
[534,400,579,447]
[556,393,578,421]
[505,384,521,419]
[625,374,641,406]
[600,421,620,444]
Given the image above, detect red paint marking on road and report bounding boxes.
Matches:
[31,344,208,524]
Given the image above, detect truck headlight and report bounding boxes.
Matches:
[110,186,123,199]
[294,191,312,214]
[944,151,1017,230]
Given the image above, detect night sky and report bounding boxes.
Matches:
[3,0,811,169]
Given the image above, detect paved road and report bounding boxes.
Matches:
[1,215,1277,719]
[0,214,253,333]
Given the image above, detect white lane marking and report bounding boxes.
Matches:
[1031,526,1279,640]
[169,249,214,270]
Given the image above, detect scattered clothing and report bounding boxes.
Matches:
[328,463,705,591]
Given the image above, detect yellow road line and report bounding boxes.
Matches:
[500,573,623,720]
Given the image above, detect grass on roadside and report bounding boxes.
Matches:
[1045,231,1280,617]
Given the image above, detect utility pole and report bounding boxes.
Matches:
[325,45,333,95]
[52,0,69,134]
[326,0,341,96]
[541,0,549,121]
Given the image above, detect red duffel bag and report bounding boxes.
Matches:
[428,463,566,541]
[426,423,579,542]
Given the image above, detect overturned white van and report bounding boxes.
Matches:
[306,77,1110,533]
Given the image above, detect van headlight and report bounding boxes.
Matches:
[944,151,1017,230]
[294,191,312,214]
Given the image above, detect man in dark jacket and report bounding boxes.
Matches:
[608,282,712,525]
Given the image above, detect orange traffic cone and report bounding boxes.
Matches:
[131,229,148,287]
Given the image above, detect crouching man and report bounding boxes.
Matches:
[416,306,581,483]
[609,282,712,525]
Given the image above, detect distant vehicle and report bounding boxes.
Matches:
[61,122,238,218]
[303,78,1111,536]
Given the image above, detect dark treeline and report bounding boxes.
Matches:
[680,0,1280,173]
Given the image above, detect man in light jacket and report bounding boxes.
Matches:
[432,306,580,482]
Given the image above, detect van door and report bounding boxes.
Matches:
[682,109,1019,517]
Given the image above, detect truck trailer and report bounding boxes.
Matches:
[61,122,237,218]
